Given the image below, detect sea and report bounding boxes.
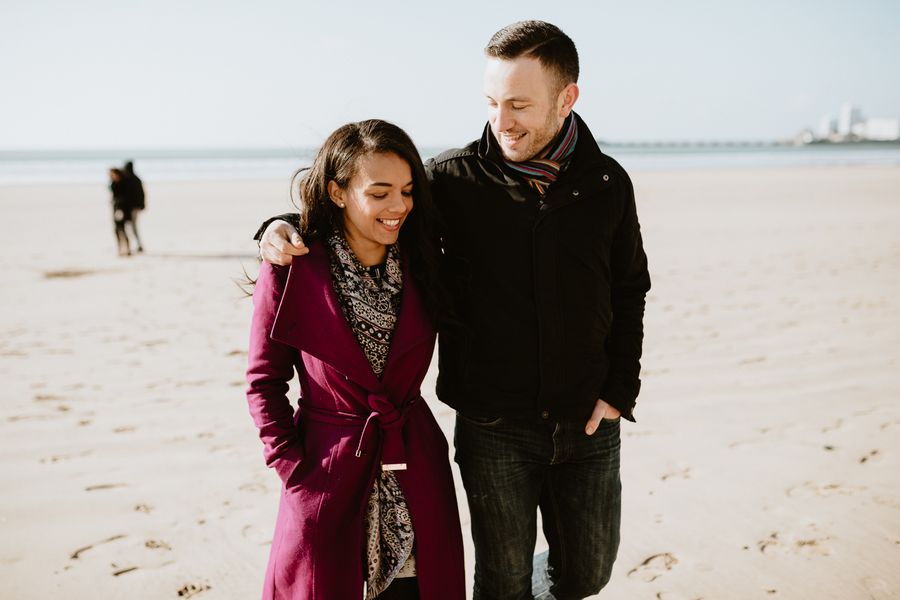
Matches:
[2,143,900,186]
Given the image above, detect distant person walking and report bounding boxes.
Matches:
[108,167,134,256]
[122,160,145,253]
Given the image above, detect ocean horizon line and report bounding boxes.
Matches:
[3,139,899,161]
[3,142,900,186]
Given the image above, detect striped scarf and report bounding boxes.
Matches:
[502,113,578,195]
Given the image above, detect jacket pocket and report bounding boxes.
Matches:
[271,440,305,488]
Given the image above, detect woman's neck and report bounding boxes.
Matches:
[344,232,387,266]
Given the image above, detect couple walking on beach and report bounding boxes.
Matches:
[108,160,145,256]
[246,20,650,600]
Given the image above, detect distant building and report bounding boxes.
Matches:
[808,103,899,143]
[816,116,836,139]
[862,118,900,141]
[837,102,862,137]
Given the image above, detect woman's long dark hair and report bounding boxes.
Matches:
[291,119,444,323]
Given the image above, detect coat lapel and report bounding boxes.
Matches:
[270,242,381,390]
[270,241,435,392]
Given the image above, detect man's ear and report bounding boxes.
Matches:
[559,83,579,118]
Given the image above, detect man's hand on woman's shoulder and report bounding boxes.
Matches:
[260,220,308,266]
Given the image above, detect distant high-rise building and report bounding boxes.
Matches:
[803,103,898,144]
[838,102,862,136]
[816,116,836,139]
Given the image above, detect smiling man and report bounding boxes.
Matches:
[255,21,651,600]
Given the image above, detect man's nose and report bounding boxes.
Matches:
[495,105,515,132]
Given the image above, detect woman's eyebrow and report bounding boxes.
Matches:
[368,180,414,188]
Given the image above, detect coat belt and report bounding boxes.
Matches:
[298,393,419,471]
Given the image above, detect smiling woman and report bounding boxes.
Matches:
[326,152,414,266]
[245,119,463,600]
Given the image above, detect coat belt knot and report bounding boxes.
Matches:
[356,392,413,469]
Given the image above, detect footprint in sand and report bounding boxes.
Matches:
[738,355,766,365]
[39,449,93,464]
[70,534,127,560]
[7,413,55,422]
[757,528,831,557]
[239,482,268,494]
[627,553,678,582]
[861,577,893,600]
[660,466,691,482]
[821,418,843,433]
[655,593,703,600]
[176,379,212,388]
[43,269,96,279]
[177,582,212,598]
[113,425,136,433]
[145,540,172,551]
[84,483,128,492]
[33,394,63,402]
[242,524,273,546]
[786,481,867,498]
[859,449,881,464]
[872,496,900,510]
[134,503,154,514]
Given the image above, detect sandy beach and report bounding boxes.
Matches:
[1,166,898,599]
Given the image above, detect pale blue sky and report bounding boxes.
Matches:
[1,0,898,149]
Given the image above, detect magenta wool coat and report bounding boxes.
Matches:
[246,242,465,600]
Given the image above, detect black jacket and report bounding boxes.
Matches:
[427,113,650,422]
[256,113,650,422]
[124,173,145,210]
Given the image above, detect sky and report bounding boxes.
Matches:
[1,0,898,149]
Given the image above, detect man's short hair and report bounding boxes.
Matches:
[484,21,579,92]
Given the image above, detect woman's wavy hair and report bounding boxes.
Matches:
[291,119,444,322]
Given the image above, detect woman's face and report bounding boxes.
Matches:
[328,151,414,264]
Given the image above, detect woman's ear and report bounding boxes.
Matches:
[327,180,345,208]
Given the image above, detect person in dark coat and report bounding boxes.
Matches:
[254,21,651,600]
[122,160,144,253]
[246,119,465,600]
[108,167,132,256]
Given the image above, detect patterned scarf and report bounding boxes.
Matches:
[501,112,578,195]
[327,232,402,379]
[325,232,416,598]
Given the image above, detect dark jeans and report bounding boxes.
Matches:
[454,413,622,600]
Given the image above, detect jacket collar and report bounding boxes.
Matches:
[269,240,434,391]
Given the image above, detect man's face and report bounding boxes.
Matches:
[483,56,567,162]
